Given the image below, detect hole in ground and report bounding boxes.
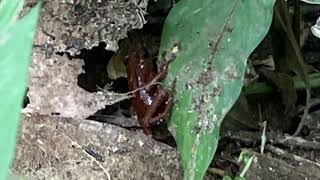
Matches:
[71,42,132,119]
[74,42,115,92]
[56,41,132,121]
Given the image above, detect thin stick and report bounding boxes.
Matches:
[45,125,111,180]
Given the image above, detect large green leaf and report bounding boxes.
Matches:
[158,1,276,179]
[0,1,40,179]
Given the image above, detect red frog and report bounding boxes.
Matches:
[124,47,173,136]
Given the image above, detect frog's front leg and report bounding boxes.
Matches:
[146,59,172,91]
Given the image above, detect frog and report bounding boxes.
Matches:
[124,47,173,136]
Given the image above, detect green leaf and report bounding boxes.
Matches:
[158,1,276,179]
[238,150,254,178]
[0,0,24,29]
[0,1,41,179]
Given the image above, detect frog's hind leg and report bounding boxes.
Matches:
[140,90,171,134]
[148,91,173,126]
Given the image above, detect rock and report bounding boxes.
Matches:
[12,114,182,180]
[23,0,146,119]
